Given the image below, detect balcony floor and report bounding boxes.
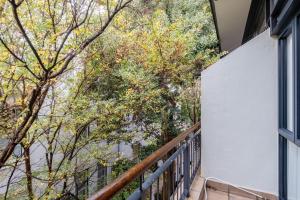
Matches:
[188,170,276,200]
[188,171,204,200]
[205,188,253,200]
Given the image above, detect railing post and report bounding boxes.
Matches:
[199,133,201,167]
[139,174,144,200]
[183,138,190,197]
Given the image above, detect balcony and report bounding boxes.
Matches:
[87,123,201,200]
[87,122,276,200]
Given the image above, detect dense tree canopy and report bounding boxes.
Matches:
[0,0,219,199]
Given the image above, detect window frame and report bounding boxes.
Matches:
[278,11,300,146]
[279,135,287,200]
[277,7,300,200]
[278,23,295,143]
[97,163,107,189]
[270,0,300,36]
[295,14,300,146]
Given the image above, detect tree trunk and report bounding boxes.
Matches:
[161,103,176,200]
[24,146,34,200]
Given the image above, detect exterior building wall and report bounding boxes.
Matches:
[201,29,278,195]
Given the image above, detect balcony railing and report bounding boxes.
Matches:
[88,122,201,200]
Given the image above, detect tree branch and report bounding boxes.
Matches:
[4,159,19,200]
[50,0,94,70]
[0,36,26,64]
[9,1,48,72]
[50,0,133,78]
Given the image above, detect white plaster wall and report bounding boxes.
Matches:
[201,29,278,195]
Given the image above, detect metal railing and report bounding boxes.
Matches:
[88,122,201,200]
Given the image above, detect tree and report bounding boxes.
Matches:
[74,0,220,198]
[0,0,133,170]
[0,0,133,199]
[0,0,220,199]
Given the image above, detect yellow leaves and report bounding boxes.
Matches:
[126,88,135,96]
[114,15,127,30]
[0,15,7,24]
[0,0,5,7]
[1,50,10,61]
[37,49,49,58]
[0,0,7,17]
[74,28,85,36]
[21,138,31,148]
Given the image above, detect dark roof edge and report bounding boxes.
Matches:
[208,0,221,52]
[242,0,268,44]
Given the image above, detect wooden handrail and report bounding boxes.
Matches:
[88,122,201,200]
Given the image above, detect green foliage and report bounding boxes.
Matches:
[0,0,219,199]
[110,158,140,200]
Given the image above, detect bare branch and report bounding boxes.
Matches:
[22,65,41,80]
[50,0,133,78]
[50,0,94,70]
[0,36,26,64]
[9,1,48,72]
[4,159,19,200]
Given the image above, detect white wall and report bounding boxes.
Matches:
[201,29,278,195]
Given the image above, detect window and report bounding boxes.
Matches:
[97,163,107,189]
[279,28,295,141]
[277,2,300,145]
[274,2,300,200]
[295,15,300,145]
[75,169,89,199]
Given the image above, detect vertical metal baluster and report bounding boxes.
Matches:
[197,136,199,166]
[194,135,198,171]
[195,136,197,169]
[140,173,144,200]
[167,166,170,200]
[195,136,198,169]
[180,149,182,197]
[197,135,199,166]
[194,139,196,172]
[150,184,152,200]
[192,139,195,173]
[195,136,197,165]
[168,162,171,200]
[181,147,184,197]
[172,160,175,200]
[191,139,193,175]
[184,139,190,198]
[157,177,159,200]
[200,133,201,168]
[198,134,200,166]
[195,137,197,171]
[193,139,195,173]
[190,140,192,177]
[197,134,199,168]
[195,139,196,172]
[176,155,179,200]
